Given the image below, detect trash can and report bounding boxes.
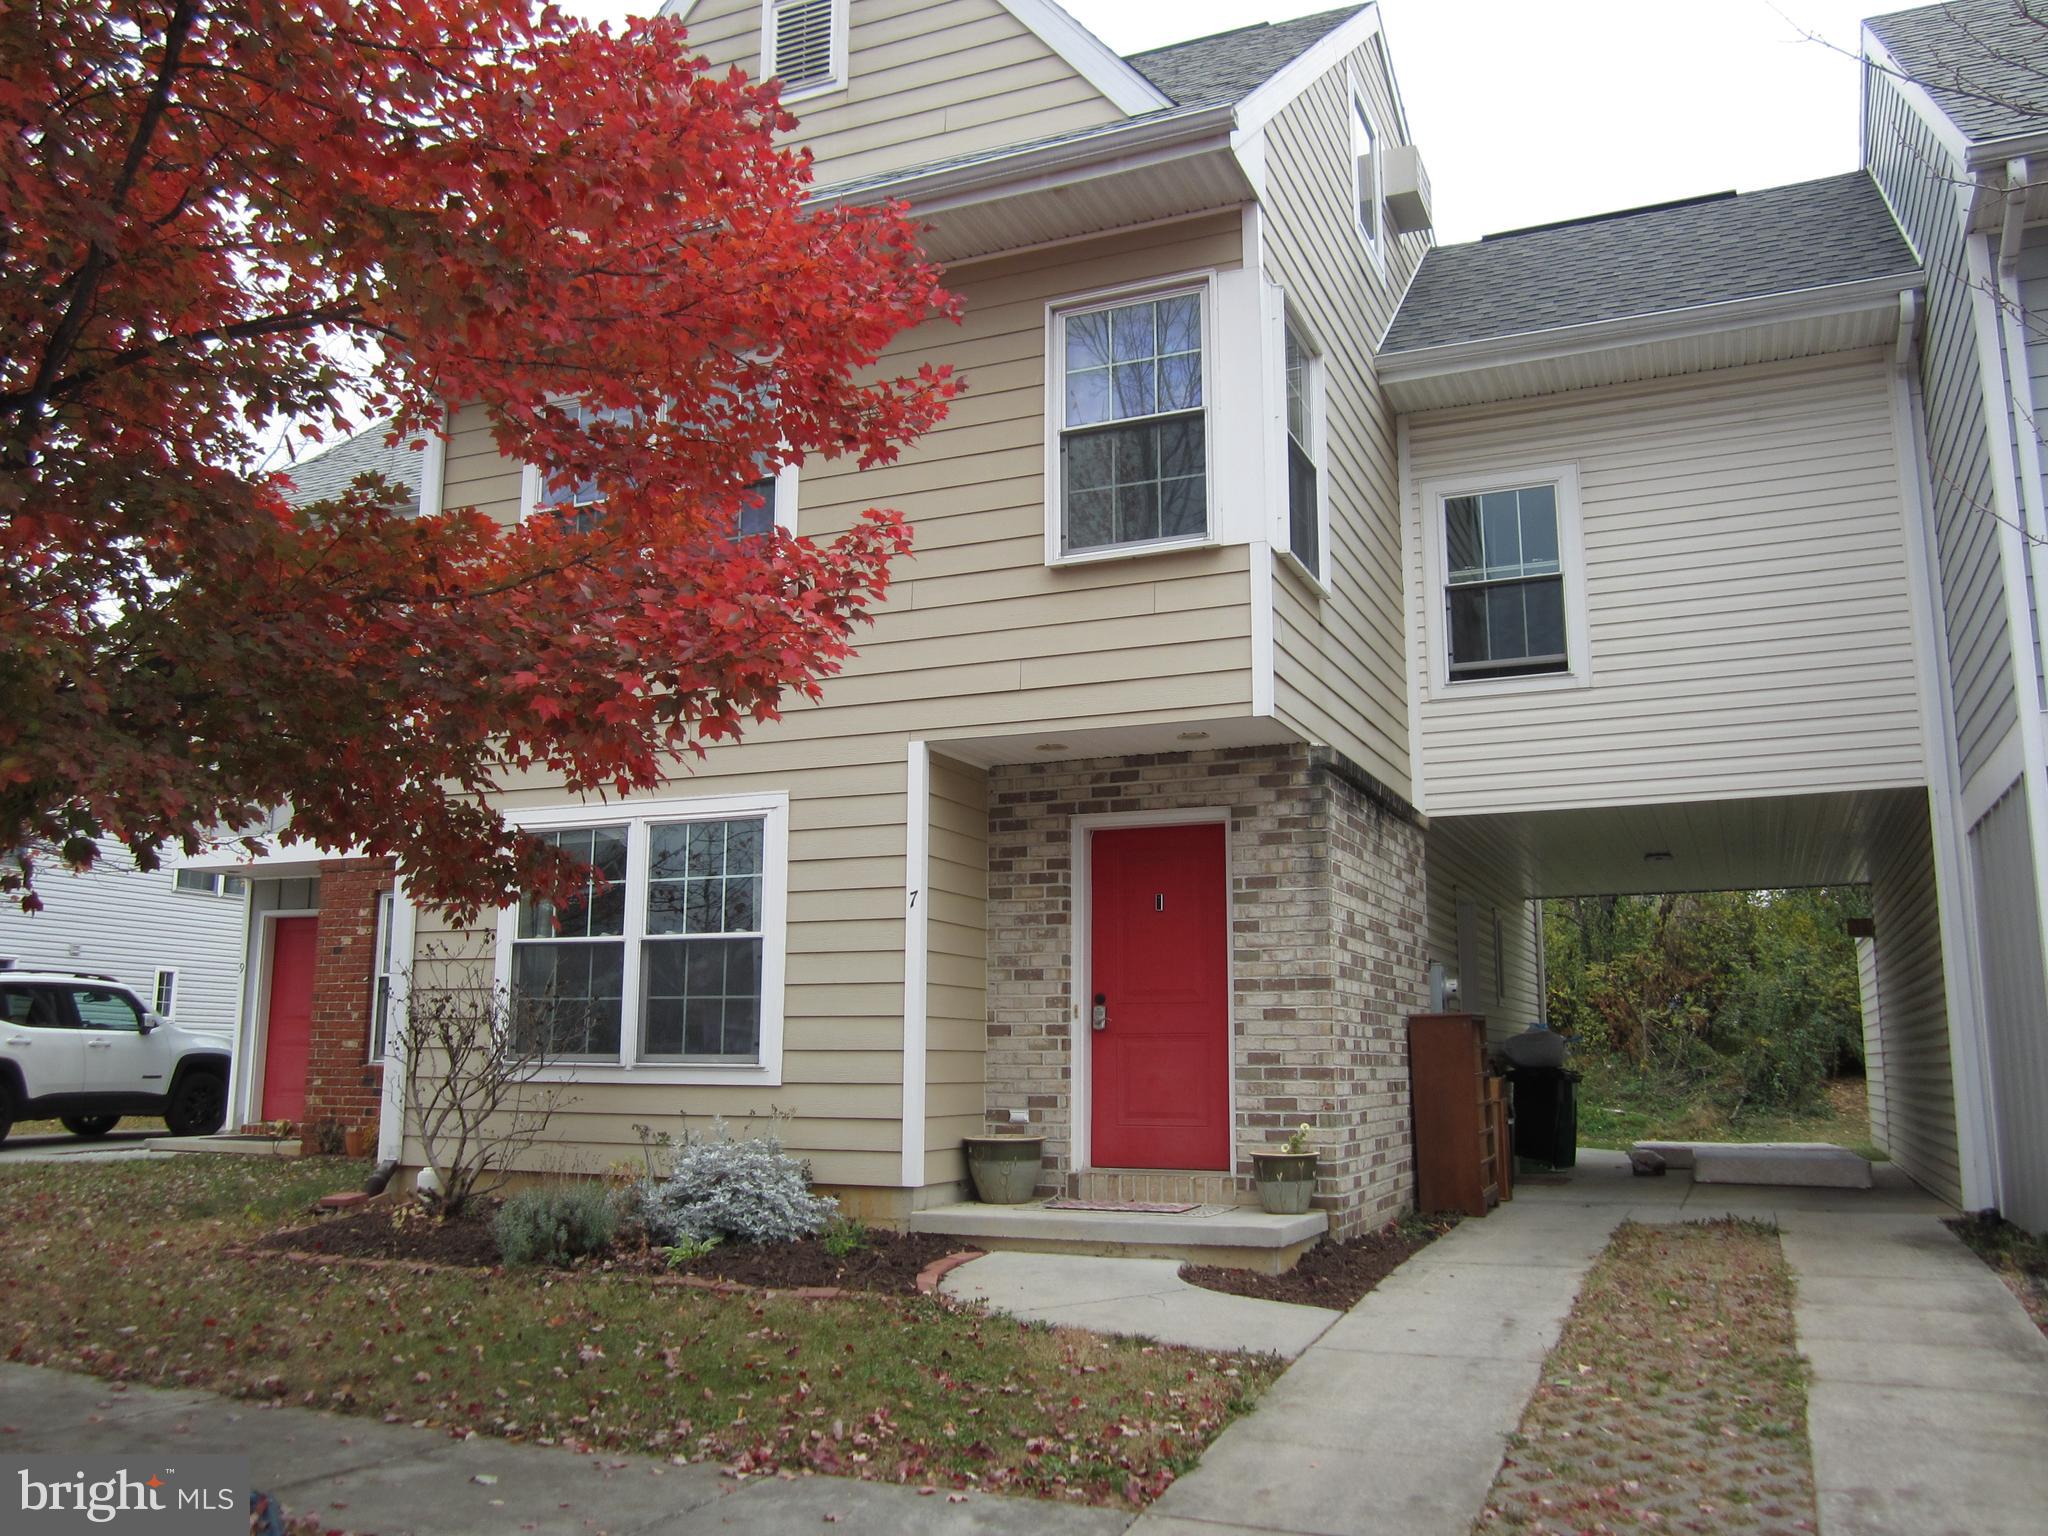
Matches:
[1507,1066,1579,1169]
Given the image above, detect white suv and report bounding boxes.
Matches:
[0,970,231,1141]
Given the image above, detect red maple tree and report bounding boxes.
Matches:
[0,0,956,918]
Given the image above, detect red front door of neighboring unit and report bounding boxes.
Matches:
[261,917,318,1123]
[1089,822,1229,1170]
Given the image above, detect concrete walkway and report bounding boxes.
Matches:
[0,1363,1125,1536]
[941,1253,1339,1356]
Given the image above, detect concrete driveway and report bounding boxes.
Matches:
[0,1127,168,1164]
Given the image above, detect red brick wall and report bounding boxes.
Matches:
[301,857,395,1135]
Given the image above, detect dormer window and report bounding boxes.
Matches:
[764,0,848,100]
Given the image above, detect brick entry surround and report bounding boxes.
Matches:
[985,746,1429,1237]
[301,857,395,1137]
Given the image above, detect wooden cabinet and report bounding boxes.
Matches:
[1408,1012,1509,1217]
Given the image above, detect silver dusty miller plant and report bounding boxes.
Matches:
[634,1118,838,1246]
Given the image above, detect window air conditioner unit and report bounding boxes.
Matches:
[1383,143,1433,236]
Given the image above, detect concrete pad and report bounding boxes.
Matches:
[1817,1483,2046,1536]
[1803,1334,2048,1397]
[941,1251,1337,1357]
[1226,1350,1533,1452]
[1126,1518,1273,1536]
[1796,1299,2045,1349]
[1781,1224,1987,1281]
[1692,1143,1873,1187]
[911,1201,1325,1273]
[1807,1382,2048,1531]
[715,1473,1128,1535]
[1795,1271,2029,1314]
[1315,1292,1566,1363]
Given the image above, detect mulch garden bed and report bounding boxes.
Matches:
[1178,1212,1459,1309]
[633,1229,972,1295]
[255,1204,502,1266]
[256,1205,976,1297]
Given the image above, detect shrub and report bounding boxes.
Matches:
[821,1217,869,1258]
[492,1182,620,1267]
[635,1122,837,1247]
[661,1234,723,1265]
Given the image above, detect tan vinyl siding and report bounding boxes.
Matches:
[1409,352,1928,814]
[924,753,987,1187]
[419,216,1253,1185]
[679,0,1124,189]
[1870,788,1960,1205]
[1970,783,2048,1229]
[1866,73,2017,781]
[1261,33,1428,796]
[1424,830,1541,1046]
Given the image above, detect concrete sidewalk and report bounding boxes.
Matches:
[0,1364,1127,1536]
[941,1253,1339,1356]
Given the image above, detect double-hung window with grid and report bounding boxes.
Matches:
[1443,482,1568,680]
[1284,321,1322,577]
[1055,288,1209,557]
[502,799,784,1077]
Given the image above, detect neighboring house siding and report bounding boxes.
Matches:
[2013,233,2048,692]
[923,753,987,1189]
[1261,33,1427,797]
[1857,935,1889,1153]
[1870,788,1961,1205]
[1866,72,2017,784]
[1970,782,2048,1229]
[420,216,1256,1187]
[678,0,1124,189]
[0,841,244,1041]
[1408,352,1927,814]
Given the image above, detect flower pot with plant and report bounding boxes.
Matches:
[1251,1123,1319,1214]
[962,1133,1046,1204]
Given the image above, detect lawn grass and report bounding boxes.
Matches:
[1477,1219,1815,1534]
[1575,1070,1885,1161]
[0,1158,1275,1508]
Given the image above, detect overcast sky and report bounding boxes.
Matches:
[563,1,1888,243]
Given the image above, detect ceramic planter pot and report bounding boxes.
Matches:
[1251,1151,1318,1214]
[343,1125,377,1158]
[963,1135,1045,1204]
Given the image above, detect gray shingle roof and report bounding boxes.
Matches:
[1867,1,2048,144]
[1381,172,1920,356]
[276,417,426,511]
[1123,5,1366,107]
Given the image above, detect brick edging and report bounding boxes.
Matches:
[915,1250,985,1295]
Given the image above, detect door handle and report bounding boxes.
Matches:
[2,1037,28,1048]
[1091,994,1108,1031]
[87,1039,114,1049]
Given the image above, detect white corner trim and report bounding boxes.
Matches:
[1250,542,1276,719]
[900,742,931,1189]
[1398,414,1425,812]
[414,408,447,519]
[1232,3,1386,141]
[999,0,1171,116]
[1416,460,1591,698]
[1862,28,1975,165]
[376,878,415,1164]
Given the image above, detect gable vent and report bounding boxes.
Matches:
[768,0,839,92]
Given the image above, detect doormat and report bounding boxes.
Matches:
[1044,1198,1199,1214]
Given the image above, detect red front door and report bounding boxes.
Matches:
[261,917,318,1122]
[1089,822,1229,1170]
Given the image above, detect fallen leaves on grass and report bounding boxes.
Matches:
[1475,1219,1816,1535]
[0,1160,1276,1509]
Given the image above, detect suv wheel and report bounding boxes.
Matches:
[60,1114,120,1139]
[164,1070,227,1138]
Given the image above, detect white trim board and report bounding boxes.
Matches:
[1232,3,1387,142]
[1065,806,1234,1176]
[900,742,931,1189]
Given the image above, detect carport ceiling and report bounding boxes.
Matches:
[1428,786,1926,898]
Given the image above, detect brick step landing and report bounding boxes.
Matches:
[1071,1167,1253,1207]
[909,1200,1327,1275]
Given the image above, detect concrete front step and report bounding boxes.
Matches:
[151,1133,304,1158]
[909,1200,1327,1274]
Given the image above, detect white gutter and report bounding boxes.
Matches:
[809,102,1241,217]
[1965,129,2048,172]
[1378,271,1922,385]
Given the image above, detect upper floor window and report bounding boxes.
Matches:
[1351,83,1380,258]
[174,870,245,898]
[764,0,848,100]
[1421,463,1587,694]
[496,794,788,1083]
[1439,479,1574,682]
[1049,283,1210,561]
[519,401,797,539]
[1283,318,1325,582]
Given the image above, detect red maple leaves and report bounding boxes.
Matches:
[0,0,957,917]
